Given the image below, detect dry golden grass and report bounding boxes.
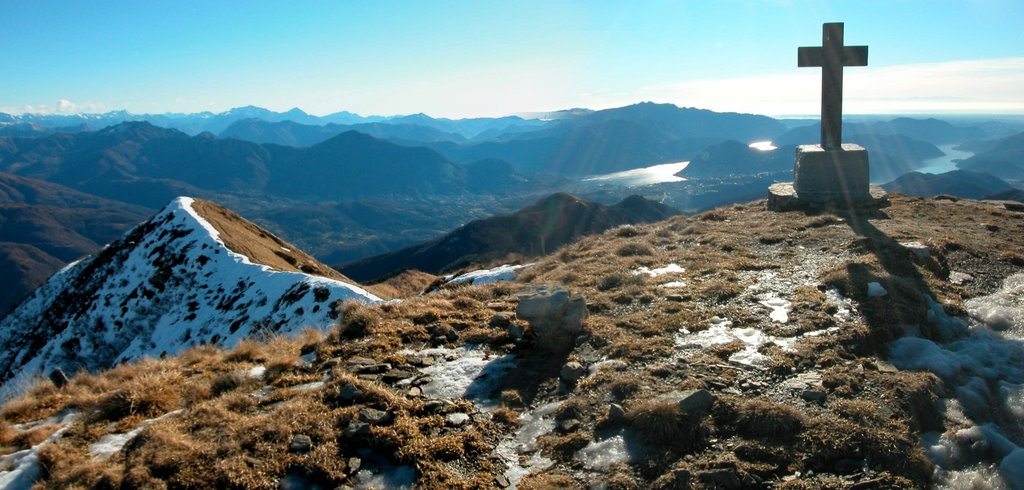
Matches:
[735,399,806,439]
[625,400,708,451]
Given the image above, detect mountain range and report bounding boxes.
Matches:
[0,122,528,207]
[339,193,678,282]
[881,170,1015,199]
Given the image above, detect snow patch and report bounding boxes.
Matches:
[444,263,534,286]
[0,412,77,490]
[633,263,684,277]
[675,317,795,367]
[89,409,183,460]
[759,295,791,323]
[658,281,687,288]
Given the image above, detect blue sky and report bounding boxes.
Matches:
[2,0,1022,117]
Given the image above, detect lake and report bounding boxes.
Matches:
[917,144,974,174]
[582,161,690,187]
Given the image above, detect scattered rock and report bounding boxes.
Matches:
[354,362,391,374]
[676,389,714,414]
[666,294,685,302]
[802,389,827,403]
[339,382,362,403]
[346,457,362,474]
[506,323,526,342]
[383,369,415,384]
[407,386,422,397]
[873,360,900,373]
[321,357,343,370]
[950,271,974,285]
[445,413,471,427]
[558,418,581,433]
[698,468,743,489]
[288,434,312,454]
[489,313,512,328]
[407,356,434,367]
[358,408,390,425]
[424,400,446,414]
[899,241,930,259]
[494,474,511,487]
[559,361,587,383]
[1004,201,1024,212]
[516,285,588,351]
[344,420,371,438]
[48,368,69,388]
[607,403,626,422]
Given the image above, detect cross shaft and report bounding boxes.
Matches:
[798,23,868,150]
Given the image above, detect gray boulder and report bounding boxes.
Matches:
[516,285,587,350]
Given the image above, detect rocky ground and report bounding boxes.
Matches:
[1,194,1022,489]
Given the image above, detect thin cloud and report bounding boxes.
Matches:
[614,57,1024,115]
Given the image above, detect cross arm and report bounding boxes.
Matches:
[798,46,869,67]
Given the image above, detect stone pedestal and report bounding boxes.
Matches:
[769,143,888,211]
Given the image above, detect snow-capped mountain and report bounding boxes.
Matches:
[0,197,381,398]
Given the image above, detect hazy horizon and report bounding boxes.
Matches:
[3,1,1022,118]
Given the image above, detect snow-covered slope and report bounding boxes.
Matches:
[0,197,381,398]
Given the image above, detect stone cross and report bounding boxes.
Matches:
[798,23,868,150]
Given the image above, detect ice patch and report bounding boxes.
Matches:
[633,263,684,277]
[352,448,416,490]
[400,346,516,408]
[888,274,1024,488]
[966,273,1024,334]
[867,282,887,297]
[445,263,534,286]
[494,402,561,488]
[575,434,631,470]
[89,409,183,460]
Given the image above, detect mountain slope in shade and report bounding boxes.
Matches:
[957,131,1024,181]
[0,197,380,397]
[679,140,794,178]
[339,193,678,282]
[0,243,65,316]
[881,170,1015,199]
[0,172,153,313]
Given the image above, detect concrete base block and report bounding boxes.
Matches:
[768,182,889,211]
[793,144,870,203]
